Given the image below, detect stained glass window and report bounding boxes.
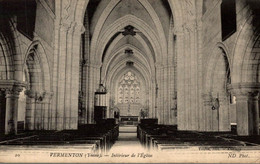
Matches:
[118,71,141,104]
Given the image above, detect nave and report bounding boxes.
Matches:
[1,120,260,153]
[109,126,144,153]
[1,0,260,162]
[0,119,260,163]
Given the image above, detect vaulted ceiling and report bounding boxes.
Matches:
[85,0,173,90]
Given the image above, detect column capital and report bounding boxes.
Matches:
[173,25,184,35]
[158,62,175,68]
[228,82,260,100]
[202,92,212,99]
[0,80,25,98]
[74,22,85,35]
[237,91,259,101]
[202,92,213,105]
[25,90,37,98]
[42,91,54,103]
[86,62,102,69]
[4,87,22,98]
[155,62,163,68]
[60,20,85,36]
[25,90,48,102]
[60,19,71,32]
[228,82,260,92]
[155,62,174,69]
[0,90,4,96]
[0,80,26,90]
[183,21,197,33]
[35,92,46,102]
[67,22,75,35]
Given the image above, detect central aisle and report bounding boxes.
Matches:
[109,126,145,153]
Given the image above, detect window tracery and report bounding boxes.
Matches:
[118,71,141,104]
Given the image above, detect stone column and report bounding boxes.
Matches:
[70,24,84,129]
[156,64,163,124]
[148,87,153,118]
[234,91,259,135]
[168,64,176,125]
[56,21,70,130]
[34,92,44,130]
[25,90,36,130]
[86,63,101,124]
[4,87,22,134]
[258,96,260,121]
[41,92,53,130]
[175,26,185,130]
[218,93,230,131]
[151,82,156,118]
[202,92,213,131]
[0,91,6,134]
[248,92,259,135]
[171,97,177,125]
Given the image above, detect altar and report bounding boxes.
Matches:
[120,116,139,126]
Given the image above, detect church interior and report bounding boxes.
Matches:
[0,0,260,156]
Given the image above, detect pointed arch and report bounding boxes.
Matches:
[94,15,163,65]
[23,41,51,92]
[101,44,155,83]
[204,43,231,93]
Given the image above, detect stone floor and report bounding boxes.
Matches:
[109,126,146,153]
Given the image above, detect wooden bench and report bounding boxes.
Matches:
[0,123,119,154]
[137,124,249,152]
[0,144,96,153]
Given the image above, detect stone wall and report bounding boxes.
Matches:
[200,0,257,132]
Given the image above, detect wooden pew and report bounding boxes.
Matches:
[0,144,96,153]
[137,123,248,152]
[0,122,119,154]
